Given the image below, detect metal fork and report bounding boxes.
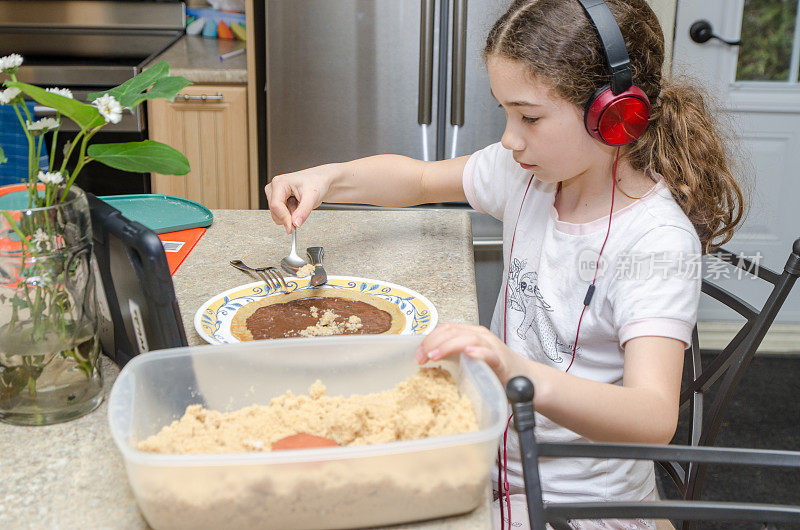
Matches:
[229,260,288,290]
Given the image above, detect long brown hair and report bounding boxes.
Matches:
[485,0,745,253]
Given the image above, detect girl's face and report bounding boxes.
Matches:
[487,55,610,183]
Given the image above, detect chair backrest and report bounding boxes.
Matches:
[662,239,800,511]
[506,376,800,530]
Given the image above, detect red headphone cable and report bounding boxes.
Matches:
[498,174,535,529]
[565,146,621,372]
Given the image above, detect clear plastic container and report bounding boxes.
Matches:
[108,335,506,530]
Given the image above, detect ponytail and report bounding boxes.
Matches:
[627,79,747,254]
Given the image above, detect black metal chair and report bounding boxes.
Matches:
[506,376,800,530]
[661,238,800,528]
[503,239,800,529]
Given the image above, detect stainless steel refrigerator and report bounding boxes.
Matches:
[260,0,510,326]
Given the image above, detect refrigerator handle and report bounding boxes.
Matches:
[450,0,467,158]
[418,0,435,127]
[419,0,435,161]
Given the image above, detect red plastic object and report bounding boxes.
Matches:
[157,227,206,276]
[271,433,340,451]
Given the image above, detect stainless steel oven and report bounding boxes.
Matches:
[0,0,185,195]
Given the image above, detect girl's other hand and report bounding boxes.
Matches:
[265,164,339,234]
[416,322,520,384]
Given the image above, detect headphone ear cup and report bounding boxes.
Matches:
[584,85,651,146]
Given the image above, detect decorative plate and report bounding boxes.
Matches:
[194,275,438,344]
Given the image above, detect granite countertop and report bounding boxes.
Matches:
[0,209,493,530]
[148,35,247,84]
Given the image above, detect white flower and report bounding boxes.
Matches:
[26,117,60,134]
[31,228,52,251]
[93,93,122,124]
[37,171,64,186]
[0,87,20,105]
[45,87,73,99]
[0,53,23,73]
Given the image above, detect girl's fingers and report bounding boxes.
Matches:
[426,334,488,361]
[417,323,468,359]
[463,346,505,376]
[286,195,299,216]
[290,191,320,229]
[265,185,286,229]
[415,346,426,364]
[266,181,294,233]
[286,196,300,230]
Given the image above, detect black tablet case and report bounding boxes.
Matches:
[87,192,188,366]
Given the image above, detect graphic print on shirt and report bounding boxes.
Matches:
[508,258,576,364]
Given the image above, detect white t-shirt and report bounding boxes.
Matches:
[463,142,701,503]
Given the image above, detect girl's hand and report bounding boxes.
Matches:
[265,164,340,234]
[416,322,520,384]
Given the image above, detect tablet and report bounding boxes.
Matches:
[87,192,188,366]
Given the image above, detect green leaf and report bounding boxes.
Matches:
[87,140,190,175]
[132,75,192,106]
[0,145,6,166]
[87,61,169,103]
[5,81,105,129]
[86,61,191,109]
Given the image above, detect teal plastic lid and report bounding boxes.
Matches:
[0,189,40,210]
[98,194,213,234]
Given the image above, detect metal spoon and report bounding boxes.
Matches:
[281,227,308,274]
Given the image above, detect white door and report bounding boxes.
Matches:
[673,0,800,346]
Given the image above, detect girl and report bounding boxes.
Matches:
[265,0,744,528]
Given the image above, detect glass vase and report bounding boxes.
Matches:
[0,185,103,425]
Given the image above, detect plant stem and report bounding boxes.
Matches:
[49,113,60,172]
[59,129,84,175]
[10,102,35,206]
[36,135,42,169]
[18,98,35,177]
[2,211,28,243]
[35,136,45,206]
[60,126,99,202]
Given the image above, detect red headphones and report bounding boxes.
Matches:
[579,0,651,146]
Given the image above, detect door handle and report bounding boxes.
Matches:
[176,92,224,101]
[450,0,467,128]
[689,20,741,46]
[473,237,503,249]
[418,0,435,126]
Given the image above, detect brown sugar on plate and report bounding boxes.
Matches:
[295,264,315,277]
[299,309,363,337]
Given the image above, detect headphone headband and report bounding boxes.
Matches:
[577,0,632,94]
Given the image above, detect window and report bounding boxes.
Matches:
[735,0,800,82]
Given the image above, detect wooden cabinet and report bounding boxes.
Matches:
[148,84,250,209]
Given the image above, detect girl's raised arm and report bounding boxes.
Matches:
[265,155,468,233]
